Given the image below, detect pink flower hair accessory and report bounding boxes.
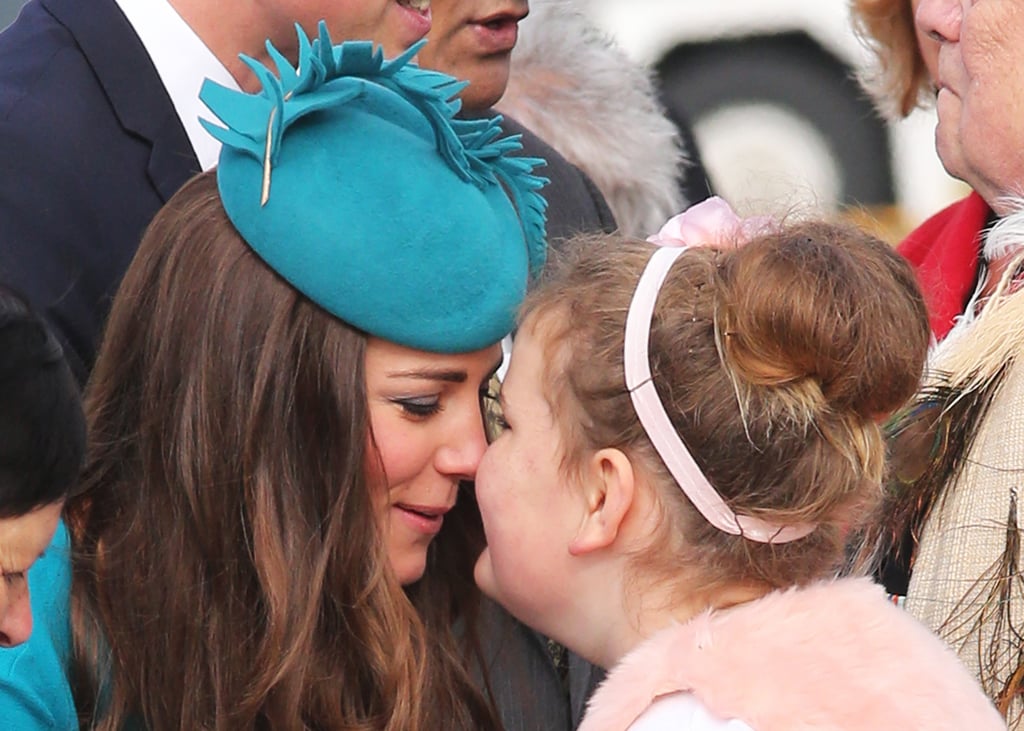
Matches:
[646,196,775,250]
[626,198,816,544]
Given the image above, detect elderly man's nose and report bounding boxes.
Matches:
[916,0,962,44]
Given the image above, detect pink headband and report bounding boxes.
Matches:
[624,198,816,544]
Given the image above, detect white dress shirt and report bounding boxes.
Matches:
[114,0,239,171]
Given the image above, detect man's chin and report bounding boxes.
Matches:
[934,132,967,185]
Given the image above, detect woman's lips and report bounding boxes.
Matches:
[395,503,450,535]
[469,13,523,55]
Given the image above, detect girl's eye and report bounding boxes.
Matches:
[2,571,25,586]
[484,412,510,445]
[392,396,441,418]
[480,384,509,443]
[479,383,498,407]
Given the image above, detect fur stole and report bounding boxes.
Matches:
[496,0,688,238]
[579,578,1004,731]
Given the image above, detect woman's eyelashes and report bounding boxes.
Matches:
[391,395,442,419]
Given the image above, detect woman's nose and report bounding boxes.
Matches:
[435,407,489,481]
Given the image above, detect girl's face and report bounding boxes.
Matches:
[473,324,582,636]
[0,501,62,647]
[364,338,501,585]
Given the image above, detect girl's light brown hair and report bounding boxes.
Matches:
[853,0,933,119]
[69,171,499,731]
[522,221,929,594]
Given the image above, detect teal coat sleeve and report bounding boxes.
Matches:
[0,521,77,729]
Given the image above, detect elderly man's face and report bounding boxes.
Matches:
[910,0,940,83]
[916,0,1024,212]
[418,0,529,113]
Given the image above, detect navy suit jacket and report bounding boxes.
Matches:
[0,0,200,382]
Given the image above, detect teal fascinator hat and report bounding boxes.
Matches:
[199,25,548,353]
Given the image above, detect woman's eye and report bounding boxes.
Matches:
[392,396,441,418]
[2,571,25,586]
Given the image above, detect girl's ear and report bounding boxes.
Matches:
[569,448,636,556]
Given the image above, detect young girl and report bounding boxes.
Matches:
[474,198,1006,730]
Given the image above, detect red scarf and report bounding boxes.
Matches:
[898,192,992,341]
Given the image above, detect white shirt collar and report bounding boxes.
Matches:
[114,0,239,171]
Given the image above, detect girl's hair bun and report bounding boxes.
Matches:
[718,221,929,419]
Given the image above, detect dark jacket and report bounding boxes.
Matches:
[503,114,617,247]
[0,0,200,382]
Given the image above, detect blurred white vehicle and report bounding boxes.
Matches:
[584,0,963,227]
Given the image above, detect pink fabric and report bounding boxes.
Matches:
[580,578,1006,731]
[626,198,815,543]
[646,196,773,249]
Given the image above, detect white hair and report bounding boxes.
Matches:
[496,0,691,238]
[939,197,1024,355]
[983,196,1024,261]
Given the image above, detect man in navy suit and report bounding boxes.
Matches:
[0,0,441,382]
[0,0,614,384]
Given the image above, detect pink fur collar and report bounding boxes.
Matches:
[580,578,1005,731]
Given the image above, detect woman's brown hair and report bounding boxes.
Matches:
[522,221,929,594]
[69,171,499,731]
[852,0,933,119]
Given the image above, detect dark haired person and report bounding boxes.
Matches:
[0,286,83,731]
[0,285,84,649]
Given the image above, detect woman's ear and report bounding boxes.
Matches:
[569,448,636,556]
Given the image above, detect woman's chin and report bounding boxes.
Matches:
[391,554,428,587]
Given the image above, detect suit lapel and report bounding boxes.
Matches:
[42,0,200,201]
